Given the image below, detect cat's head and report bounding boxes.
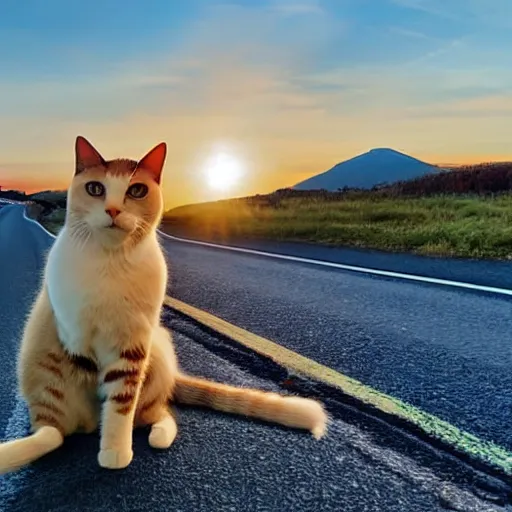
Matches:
[66,136,167,248]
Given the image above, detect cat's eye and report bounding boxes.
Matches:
[85,181,105,197]
[127,183,148,199]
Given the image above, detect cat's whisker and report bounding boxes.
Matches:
[68,220,92,252]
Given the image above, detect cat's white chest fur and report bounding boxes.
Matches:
[45,229,166,357]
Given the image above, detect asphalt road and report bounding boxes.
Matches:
[160,233,512,455]
[0,203,510,512]
[162,225,512,290]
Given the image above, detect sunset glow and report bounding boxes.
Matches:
[1,1,511,208]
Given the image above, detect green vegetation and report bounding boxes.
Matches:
[0,188,67,235]
[7,157,512,259]
[40,207,66,235]
[29,190,68,203]
[162,193,512,259]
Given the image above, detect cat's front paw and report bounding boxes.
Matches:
[98,448,133,469]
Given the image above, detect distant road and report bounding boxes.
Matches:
[0,202,54,436]
[161,225,512,290]
[1,202,510,511]
[160,233,512,454]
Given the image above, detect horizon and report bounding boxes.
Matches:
[2,147,512,201]
[1,1,512,208]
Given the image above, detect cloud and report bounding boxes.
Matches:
[0,2,348,204]
[270,0,324,15]
[406,93,512,119]
[0,2,345,118]
[2,0,512,205]
[390,0,457,19]
[388,26,431,40]
[391,0,512,27]
[404,38,465,66]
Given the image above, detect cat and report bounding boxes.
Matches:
[0,136,328,474]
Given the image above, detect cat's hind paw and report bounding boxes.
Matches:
[98,448,133,469]
[148,414,178,449]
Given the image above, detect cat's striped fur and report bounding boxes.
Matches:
[0,136,328,474]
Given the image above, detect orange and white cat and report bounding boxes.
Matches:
[0,136,328,474]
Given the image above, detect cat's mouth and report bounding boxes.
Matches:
[103,217,135,233]
[106,221,132,233]
[106,222,124,231]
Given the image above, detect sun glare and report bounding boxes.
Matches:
[204,151,244,191]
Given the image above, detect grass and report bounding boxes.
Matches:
[32,192,512,259]
[39,207,66,235]
[162,194,512,260]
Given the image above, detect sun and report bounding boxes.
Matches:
[204,151,244,191]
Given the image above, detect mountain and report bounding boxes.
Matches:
[293,148,441,191]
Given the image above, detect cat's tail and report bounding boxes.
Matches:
[0,426,63,475]
[173,374,328,439]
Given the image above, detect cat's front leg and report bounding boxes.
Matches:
[97,333,150,469]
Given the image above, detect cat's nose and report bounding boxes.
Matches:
[105,208,121,219]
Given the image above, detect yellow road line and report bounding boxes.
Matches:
[164,295,512,477]
[165,296,385,401]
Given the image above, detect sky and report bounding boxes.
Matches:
[1,0,512,207]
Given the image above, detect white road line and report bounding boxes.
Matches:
[22,208,57,239]
[159,231,512,297]
[18,205,512,298]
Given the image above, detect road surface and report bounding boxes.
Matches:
[0,203,510,511]
[162,225,512,290]
[160,232,512,455]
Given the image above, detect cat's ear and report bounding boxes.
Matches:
[136,142,167,184]
[75,136,106,175]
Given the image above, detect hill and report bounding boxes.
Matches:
[162,160,512,259]
[0,188,67,205]
[293,148,441,191]
[390,161,512,196]
[5,160,512,258]
[0,189,28,201]
[29,189,67,204]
